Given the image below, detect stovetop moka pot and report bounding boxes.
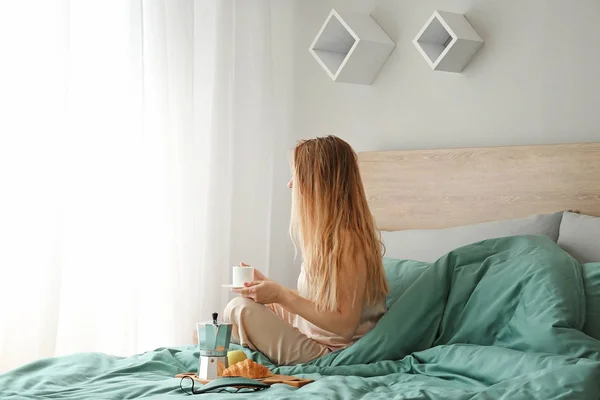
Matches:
[196,312,232,380]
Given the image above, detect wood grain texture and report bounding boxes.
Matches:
[358,142,600,231]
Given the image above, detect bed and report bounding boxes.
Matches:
[1,142,600,399]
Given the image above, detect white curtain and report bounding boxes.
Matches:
[0,0,285,373]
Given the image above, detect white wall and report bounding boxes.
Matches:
[290,0,600,152]
[266,0,600,285]
[265,0,299,288]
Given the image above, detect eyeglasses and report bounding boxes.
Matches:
[179,375,269,395]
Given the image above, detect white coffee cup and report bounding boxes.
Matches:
[232,266,254,287]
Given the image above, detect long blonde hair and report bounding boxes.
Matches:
[290,135,389,313]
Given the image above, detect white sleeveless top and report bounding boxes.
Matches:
[293,266,386,351]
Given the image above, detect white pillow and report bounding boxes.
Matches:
[381,212,564,262]
[558,212,600,263]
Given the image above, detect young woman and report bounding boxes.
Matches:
[224,135,389,365]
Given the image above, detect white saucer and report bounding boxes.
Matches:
[221,284,243,289]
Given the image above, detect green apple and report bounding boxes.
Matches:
[227,350,247,367]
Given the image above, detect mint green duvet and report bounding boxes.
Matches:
[2,235,600,399]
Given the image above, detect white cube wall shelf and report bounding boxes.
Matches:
[309,9,395,85]
[413,10,484,73]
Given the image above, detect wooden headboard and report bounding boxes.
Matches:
[358,142,600,231]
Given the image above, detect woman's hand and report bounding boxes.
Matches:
[232,280,289,305]
[239,262,268,281]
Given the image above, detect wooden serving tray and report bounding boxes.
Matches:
[175,372,314,388]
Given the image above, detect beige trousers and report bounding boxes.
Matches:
[223,296,330,366]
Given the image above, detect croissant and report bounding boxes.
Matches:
[221,358,273,379]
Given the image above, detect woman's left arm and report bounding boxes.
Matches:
[279,276,366,341]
